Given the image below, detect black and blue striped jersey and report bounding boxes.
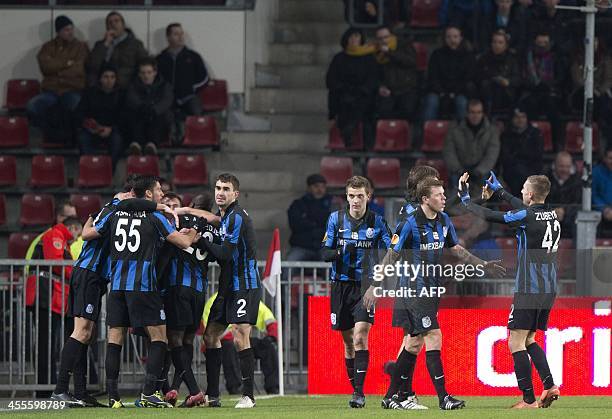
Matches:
[219,201,260,291]
[73,198,119,279]
[390,205,459,290]
[99,210,176,292]
[323,208,391,282]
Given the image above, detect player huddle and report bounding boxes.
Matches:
[323,166,561,410]
[51,173,262,409]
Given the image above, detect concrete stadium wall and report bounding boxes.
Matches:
[0,7,251,95]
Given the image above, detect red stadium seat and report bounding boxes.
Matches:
[70,194,102,223]
[8,232,39,259]
[413,42,428,72]
[422,120,449,152]
[0,155,17,186]
[0,116,29,148]
[327,121,364,151]
[29,155,65,188]
[184,116,219,147]
[4,79,40,110]
[530,121,553,152]
[495,237,517,272]
[320,156,353,188]
[366,158,401,189]
[20,193,54,226]
[565,122,599,154]
[173,154,208,187]
[596,239,612,247]
[374,120,411,152]
[410,0,442,28]
[0,194,5,225]
[126,155,160,177]
[199,79,228,112]
[415,158,449,185]
[77,155,113,188]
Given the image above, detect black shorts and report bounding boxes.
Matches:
[68,267,107,321]
[208,287,262,326]
[392,296,440,335]
[330,281,374,331]
[164,286,206,333]
[106,290,165,328]
[507,293,555,331]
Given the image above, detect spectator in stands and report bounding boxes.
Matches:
[374,26,418,121]
[439,0,494,50]
[287,174,332,263]
[75,64,124,172]
[519,31,568,146]
[422,25,475,122]
[443,99,500,190]
[87,11,148,89]
[326,27,378,149]
[343,0,397,25]
[499,106,543,194]
[488,0,531,54]
[593,148,612,237]
[531,0,572,52]
[476,30,521,115]
[27,15,89,145]
[547,151,582,238]
[25,201,77,264]
[125,57,174,156]
[157,23,209,144]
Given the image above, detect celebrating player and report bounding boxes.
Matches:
[364,177,504,410]
[197,173,262,409]
[459,171,561,409]
[321,176,391,408]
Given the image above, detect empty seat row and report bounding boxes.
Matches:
[328,120,412,152]
[0,154,209,189]
[4,78,228,113]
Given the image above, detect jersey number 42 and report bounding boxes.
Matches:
[541,220,561,254]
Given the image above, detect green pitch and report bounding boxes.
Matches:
[4,395,611,418]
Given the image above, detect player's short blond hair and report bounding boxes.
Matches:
[526,175,551,201]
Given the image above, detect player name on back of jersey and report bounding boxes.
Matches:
[534,210,558,221]
[114,210,148,218]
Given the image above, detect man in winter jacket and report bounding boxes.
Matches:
[546,151,582,238]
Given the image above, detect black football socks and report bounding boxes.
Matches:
[345,357,355,390]
[73,345,88,399]
[512,350,536,403]
[526,342,555,390]
[55,337,85,395]
[239,348,255,400]
[426,350,448,403]
[353,350,369,396]
[385,349,416,399]
[143,341,167,396]
[105,343,122,401]
[205,347,222,398]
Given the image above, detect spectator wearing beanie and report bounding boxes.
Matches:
[27,15,89,140]
[75,64,125,172]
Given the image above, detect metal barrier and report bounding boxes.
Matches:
[0,259,578,396]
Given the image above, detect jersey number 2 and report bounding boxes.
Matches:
[115,219,141,252]
[236,298,247,317]
[541,220,561,253]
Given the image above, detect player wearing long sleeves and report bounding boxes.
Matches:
[322,176,391,409]
[459,171,561,409]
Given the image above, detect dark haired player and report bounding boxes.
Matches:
[459,171,561,409]
[322,176,391,409]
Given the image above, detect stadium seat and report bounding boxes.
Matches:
[4,79,40,111]
[0,194,5,225]
[374,120,411,152]
[413,42,428,72]
[557,239,575,278]
[29,155,65,188]
[415,158,449,185]
[0,116,29,148]
[8,232,39,259]
[565,122,599,154]
[422,120,449,152]
[495,237,517,272]
[410,0,442,28]
[126,155,160,177]
[530,121,553,152]
[366,158,401,189]
[320,156,353,188]
[184,115,219,147]
[199,79,228,112]
[0,155,17,186]
[596,239,612,247]
[173,154,208,187]
[327,121,364,151]
[20,193,54,226]
[70,194,102,223]
[77,155,113,188]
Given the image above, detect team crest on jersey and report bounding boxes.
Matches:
[443,226,448,237]
[85,304,94,314]
[433,231,439,240]
[351,232,359,240]
[160,310,166,321]
[53,239,63,250]
[330,313,336,325]
[422,316,432,328]
[391,234,399,245]
[366,228,375,239]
